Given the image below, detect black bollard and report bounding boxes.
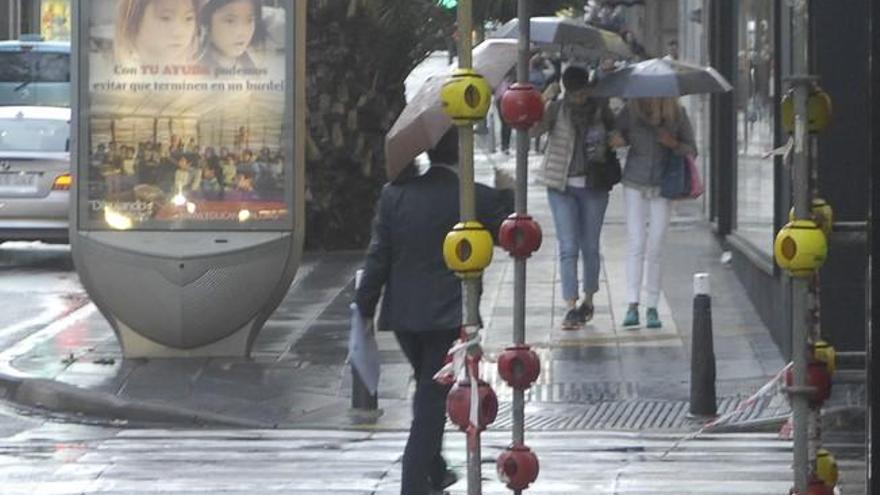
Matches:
[689,273,717,418]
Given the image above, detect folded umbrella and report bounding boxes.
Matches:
[349,303,380,395]
[591,57,733,98]
[384,39,518,180]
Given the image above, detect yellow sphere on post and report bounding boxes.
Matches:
[788,198,834,237]
[815,448,839,487]
[774,219,828,277]
[781,88,833,134]
[813,340,837,375]
[441,69,492,125]
[443,221,494,279]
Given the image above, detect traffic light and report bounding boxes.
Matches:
[438,0,457,9]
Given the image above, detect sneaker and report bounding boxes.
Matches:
[646,308,662,328]
[562,307,584,330]
[622,306,639,328]
[578,302,595,323]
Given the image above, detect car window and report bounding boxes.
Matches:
[0,52,69,82]
[0,119,69,152]
[0,52,70,107]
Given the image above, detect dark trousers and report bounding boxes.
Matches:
[496,101,512,152]
[395,328,459,495]
[500,122,512,152]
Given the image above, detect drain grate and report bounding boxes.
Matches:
[523,381,639,403]
[486,396,785,432]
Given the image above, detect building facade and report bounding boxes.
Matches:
[679,2,878,486]
[675,0,872,360]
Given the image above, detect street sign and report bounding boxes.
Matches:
[70,0,306,357]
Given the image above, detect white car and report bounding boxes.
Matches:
[0,38,70,243]
[0,105,71,243]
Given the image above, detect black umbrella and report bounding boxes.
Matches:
[491,16,631,59]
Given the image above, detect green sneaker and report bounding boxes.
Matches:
[622,306,639,328]
[646,307,662,329]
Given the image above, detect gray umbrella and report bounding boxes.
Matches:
[491,16,631,59]
[591,58,733,97]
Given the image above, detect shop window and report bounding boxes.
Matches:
[734,0,775,257]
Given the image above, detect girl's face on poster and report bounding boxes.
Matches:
[209,0,257,59]
[135,0,197,63]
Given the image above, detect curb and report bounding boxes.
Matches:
[0,372,275,429]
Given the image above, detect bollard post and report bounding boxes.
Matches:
[352,269,378,410]
[689,273,717,418]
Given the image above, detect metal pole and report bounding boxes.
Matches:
[511,5,530,494]
[456,2,482,494]
[869,3,879,491]
[807,95,823,488]
[790,0,811,491]
[456,0,479,329]
[9,0,18,39]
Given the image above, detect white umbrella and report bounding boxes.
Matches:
[384,39,518,180]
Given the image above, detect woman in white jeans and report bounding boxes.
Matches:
[616,98,696,329]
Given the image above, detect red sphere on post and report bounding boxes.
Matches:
[784,361,832,408]
[496,443,540,490]
[500,83,545,130]
[446,379,499,431]
[497,345,541,390]
[797,478,834,495]
[499,214,543,258]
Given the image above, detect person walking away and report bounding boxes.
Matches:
[495,70,515,154]
[532,66,624,330]
[616,97,696,329]
[355,128,512,495]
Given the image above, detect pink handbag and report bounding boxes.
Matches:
[686,155,704,199]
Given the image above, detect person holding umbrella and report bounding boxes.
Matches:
[616,97,696,329]
[356,128,512,495]
[589,58,730,329]
[533,66,624,330]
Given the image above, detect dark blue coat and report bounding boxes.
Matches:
[356,166,513,333]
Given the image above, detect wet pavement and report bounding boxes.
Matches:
[0,148,799,431]
[0,161,866,493]
[0,171,865,493]
[0,243,86,352]
[0,421,799,494]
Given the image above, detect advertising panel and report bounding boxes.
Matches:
[83,0,290,230]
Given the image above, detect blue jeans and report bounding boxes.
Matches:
[547,185,610,302]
